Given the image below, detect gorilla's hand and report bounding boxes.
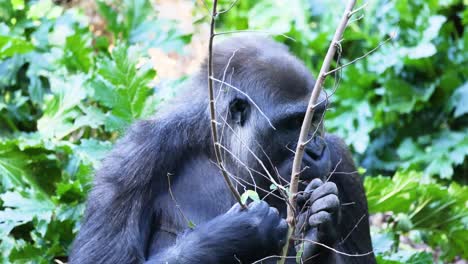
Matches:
[148,201,287,264]
[294,178,341,262]
[223,201,288,262]
[174,201,288,263]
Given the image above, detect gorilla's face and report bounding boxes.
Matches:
[225,94,331,187]
[223,77,331,195]
[209,37,332,197]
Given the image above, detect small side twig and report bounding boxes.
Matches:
[340,213,366,244]
[211,77,276,129]
[348,2,368,17]
[324,33,395,76]
[167,173,193,228]
[218,0,240,14]
[295,237,374,258]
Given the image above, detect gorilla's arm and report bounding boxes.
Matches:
[148,202,287,264]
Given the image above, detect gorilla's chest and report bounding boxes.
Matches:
[149,156,235,252]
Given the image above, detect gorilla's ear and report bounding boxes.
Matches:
[229,98,250,126]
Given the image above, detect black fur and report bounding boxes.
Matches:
[70,36,375,264]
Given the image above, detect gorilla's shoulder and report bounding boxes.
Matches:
[324,134,351,156]
[324,133,359,177]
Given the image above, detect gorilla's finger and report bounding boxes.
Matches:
[311,194,340,213]
[308,211,332,228]
[296,193,311,208]
[295,210,312,234]
[296,228,320,261]
[249,200,269,214]
[269,207,279,216]
[310,182,338,204]
[305,178,323,193]
[227,203,243,213]
[276,219,289,249]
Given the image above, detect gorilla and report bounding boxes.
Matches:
[70,36,375,264]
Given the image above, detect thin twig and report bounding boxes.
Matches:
[340,213,366,244]
[252,255,298,263]
[348,2,368,17]
[218,0,240,14]
[348,14,365,24]
[326,158,342,182]
[167,173,193,228]
[324,34,395,76]
[295,237,374,257]
[216,142,258,192]
[211,77,276,130]
[207,0,244,207]
[215,49,239,102]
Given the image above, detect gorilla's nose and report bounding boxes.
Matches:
[305,136,326,160]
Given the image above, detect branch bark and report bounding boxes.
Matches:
[278,1,357,262]
[207,0,245,207]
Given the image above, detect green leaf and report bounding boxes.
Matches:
[75,139,112,168]
[380,250,433,264]
[366,171,468,259]
[123,0,152,38]
[372,232,395,255]
[295,243,304,263]
[187,221,196,229]
[424,156,454,179]
[11,0,24,10]
[37,75,98,139]
[404,43,437,59]
[450,82,468,118]
[0,191,54,237]
[0,36,33,58]
[96,1,121,37]
[365,172,418,214]
[91,44,156,131]
[0,141,30,189]
[62,31,93,72]
[422,15,447,42]
[27,0,62,20]
[240,190,260,204]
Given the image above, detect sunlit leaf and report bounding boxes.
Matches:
[0,36,33,58]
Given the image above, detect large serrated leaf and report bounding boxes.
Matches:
[0,191,54,237]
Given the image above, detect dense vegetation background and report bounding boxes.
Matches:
[0,0,466,263]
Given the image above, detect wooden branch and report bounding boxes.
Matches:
[278,1,357,262]
[207,0,244,207]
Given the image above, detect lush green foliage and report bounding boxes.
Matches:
[0,0,466,263]
[0,0,189,262]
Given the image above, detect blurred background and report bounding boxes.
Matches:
[0,0,466,263]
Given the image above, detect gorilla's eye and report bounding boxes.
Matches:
[229,98,250,126]
[283,112,323,131]
[283,114,305,130]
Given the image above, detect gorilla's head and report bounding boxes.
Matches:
[194,36,331,196]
